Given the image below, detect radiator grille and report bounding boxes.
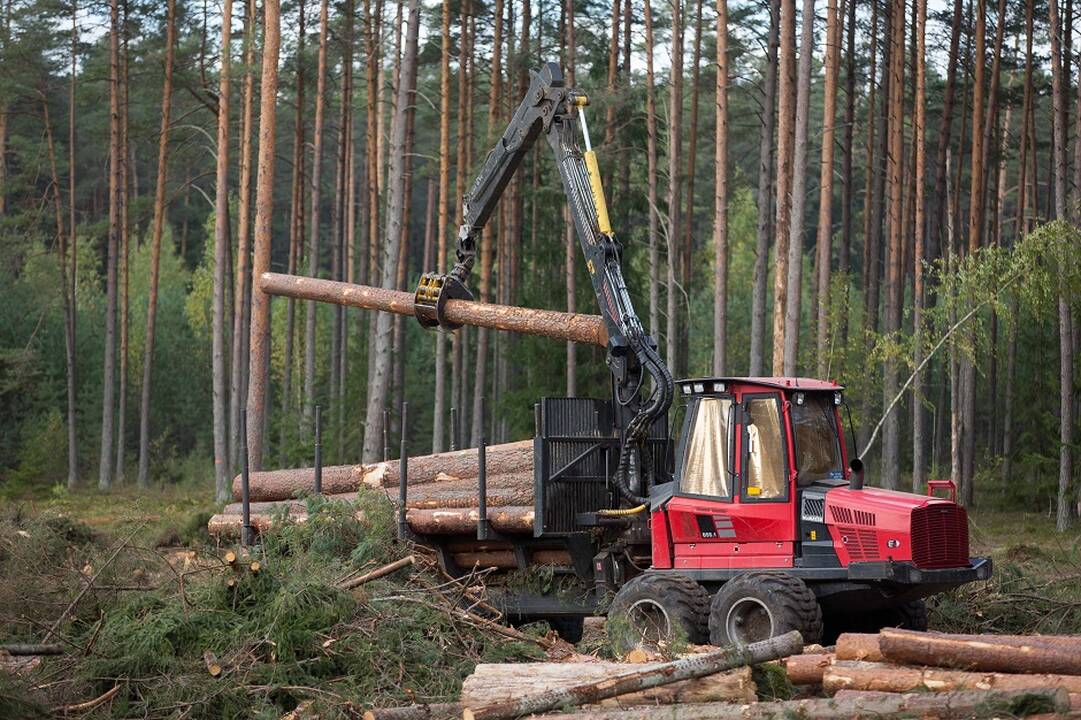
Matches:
[838,526,880,560]
[830,506,876,526]
[801,496,825,523]
[911,503,969,569]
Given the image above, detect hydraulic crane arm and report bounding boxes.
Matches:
[415,62,673,504]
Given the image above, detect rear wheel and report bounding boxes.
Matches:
[607,573,710,654]
[881,599,928,631]
[709,572,823,646]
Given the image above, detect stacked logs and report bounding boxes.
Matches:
[207,441,537,541]
[782,628,1081,713]
[363,630,1074,720]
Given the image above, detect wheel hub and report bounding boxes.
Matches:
[725,596,775,645]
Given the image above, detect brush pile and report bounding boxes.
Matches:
[0,495,554,719]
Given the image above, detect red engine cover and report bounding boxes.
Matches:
[824,487,970,569]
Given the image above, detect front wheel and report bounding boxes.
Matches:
[708,572,823,646]
[607,573,710,654]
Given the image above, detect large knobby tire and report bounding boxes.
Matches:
[607,573,710,654]
[708,572,823,647]
[882,599,929,631]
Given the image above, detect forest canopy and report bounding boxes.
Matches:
[1,0,1080,529]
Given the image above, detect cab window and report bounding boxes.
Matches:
[744,397,787,500]
[680,397,734,498]
[791,394,844,484]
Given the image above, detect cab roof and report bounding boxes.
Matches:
[676,376,844,392]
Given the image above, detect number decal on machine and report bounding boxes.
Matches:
[696,514,736,539]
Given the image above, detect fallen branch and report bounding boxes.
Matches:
[460,631,804,720]
[879,628,1081,675]
[520,688,1069,720]
[0,643,64,656]
[51,684,121,714]
[339,555,415,590]
[44,523,144,642]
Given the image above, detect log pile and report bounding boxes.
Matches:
[208,441,537,540]
[777,628,1081,716]
[363,629,1081,720]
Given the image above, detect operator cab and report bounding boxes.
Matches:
[651,377,850,572]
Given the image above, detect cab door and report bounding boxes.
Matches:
[665,395,740,569]
[728,392,796,566]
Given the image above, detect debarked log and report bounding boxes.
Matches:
[879,628,1081,675]
[822,659,1081,696]
[405,506,535,535]
[231,464,357,502]
[461,663,756,706]
[230,440,534,502]
[523,688,1071,720]
[259,273,609,347]
[354,441,533,489]
[835,633,884,662]
[461,631,804,720]
[206,510,367,539]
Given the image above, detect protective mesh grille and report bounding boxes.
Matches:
[911,504,969,569]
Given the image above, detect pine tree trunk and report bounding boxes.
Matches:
[231,0,258,472]
[136,0,177,488]
[362,0,419,462]
[65,5,79,489]
[332,0,355,459]
[472,0,503,447]
[433,0,452,453]
[1048,0,1075,531]
[839,0,855,287]
[880,0,905,491]
[749,0,779,376]
[665,0,683,375]
[681,0,703,375]
[814,0,842,378]
[712,0,728,376]
[246,0,282,469]
[771,0,796,374]
[115,7,130,485]
[213,0,234,501]
[644,0,661,341]
[911,0,928,492]
[781,0,815,377]
[98,0,122,490]
[303,0,330,436]
[930,0,964,264]
[280,0,305,465]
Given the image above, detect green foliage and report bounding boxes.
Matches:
[0,495,541,718]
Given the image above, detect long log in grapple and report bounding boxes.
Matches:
[258,61,991,648]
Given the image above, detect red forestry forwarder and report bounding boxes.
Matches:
[404,62,991,648]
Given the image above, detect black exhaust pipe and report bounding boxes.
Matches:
[849,458,865,490]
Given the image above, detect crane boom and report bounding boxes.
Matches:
[414,61,672,504]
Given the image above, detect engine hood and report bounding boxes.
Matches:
[820,486,969,568]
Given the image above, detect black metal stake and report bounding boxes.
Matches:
[450,406,458,451]
[477,440,490,540]
[314,404,323,495]
[398,402,410,539]
[240,408,252,547]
